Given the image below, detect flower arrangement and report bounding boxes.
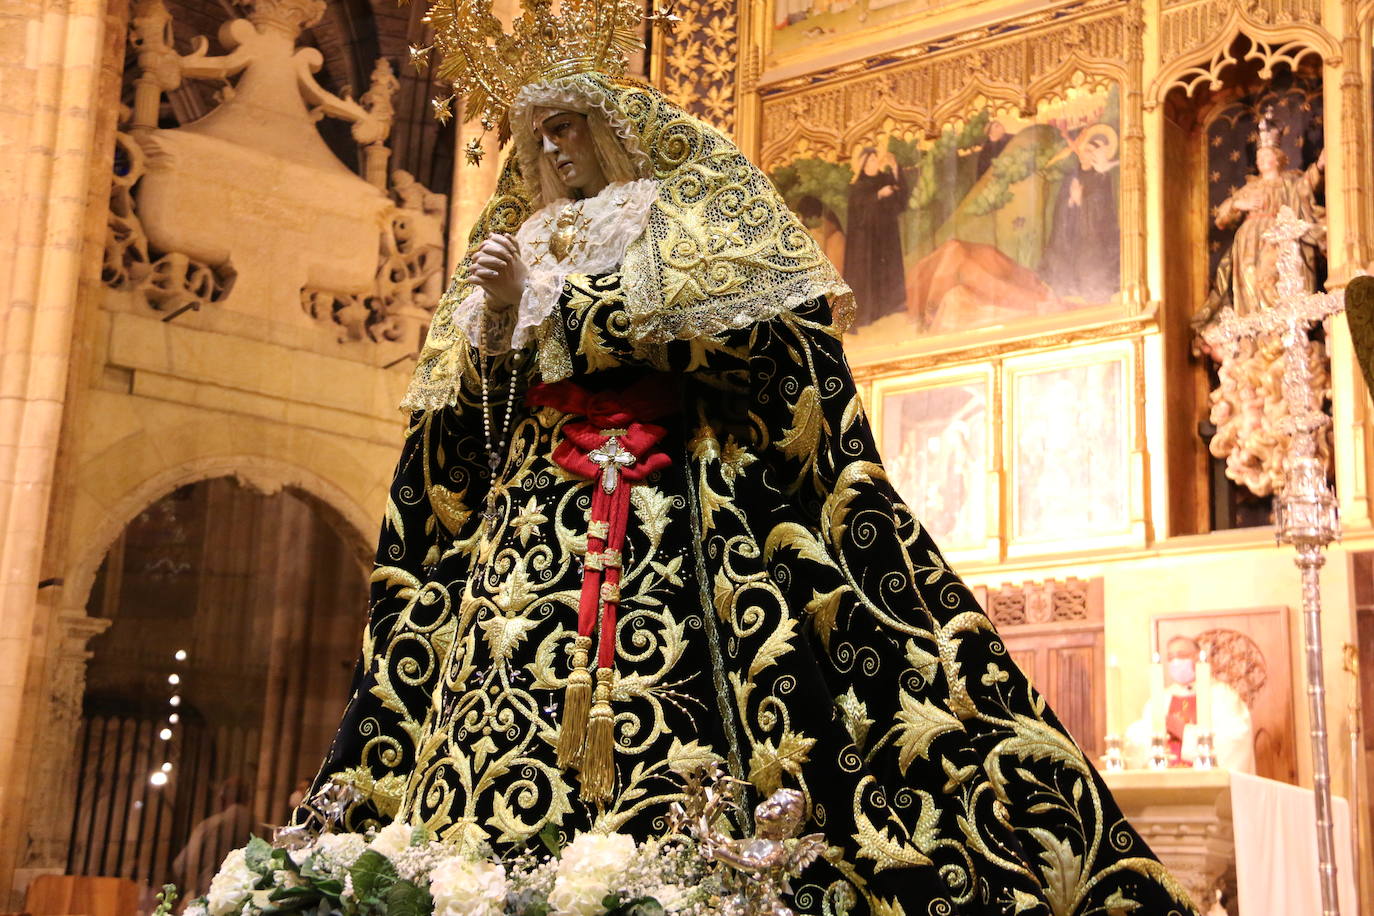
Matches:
[162,823,731,916]
[156,768,836,916]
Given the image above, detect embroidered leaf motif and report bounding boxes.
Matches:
[904,639,941,686]
[851,795,933,872]
[1103,890,1141,915]
[651,554,684,587]
[428,485,469,534]
[385,494,406,539]
[778,386,823,460]
[632,486,673,543]
[805,586,847,650]
[666,738,721,775]
[763,521,830,565]
[1029,827,1083,916]
[987,713,1091,804]
[749,613,799,679]
[835,686,873,751]
[840,393,864,433]
[893,693,962,774]
[748,729,814,794]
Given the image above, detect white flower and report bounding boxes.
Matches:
[548,833,636,916]
[184,902,209,916]
[206,848,257,916]
[648,883,688,911]
[430,856,509,916]
[368,821,415,860]
[315,832,367,872]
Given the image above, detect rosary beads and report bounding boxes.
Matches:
[480,350,522,524]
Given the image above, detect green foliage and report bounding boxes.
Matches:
[537,822,563,858]
[606,897,667,916]
[151,885,178,916]
[383,880,433,916]
[246,836,276,876]
[769,159,853,230]
[350,850,400,902]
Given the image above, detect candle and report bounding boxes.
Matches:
[1196,649,1212,735]
[1105,654,1123,738]
[1150,651,1166,735]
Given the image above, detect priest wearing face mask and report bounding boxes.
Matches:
[1125,636,1256,772]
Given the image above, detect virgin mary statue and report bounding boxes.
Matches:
[301,4,1194,914]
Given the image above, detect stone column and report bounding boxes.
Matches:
[0,0,113,902]
[12,612,111,893]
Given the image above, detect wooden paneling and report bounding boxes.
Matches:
[24,876,139,916]
[1002,625,1107,761]
[974,577,1106,761]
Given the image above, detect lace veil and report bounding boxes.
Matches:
[400,73,853,411]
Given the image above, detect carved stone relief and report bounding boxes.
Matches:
[105,0,443,351]
[17,613,112,879]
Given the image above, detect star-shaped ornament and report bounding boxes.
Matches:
[432,94,454,125]
[649,3,682,29]
[408,44,431,73]
[464,136,486,165]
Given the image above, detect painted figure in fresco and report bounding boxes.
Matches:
[974,119,1010,179]
[843,138,908,327]
[1037,124,1121,303]
[906,239,1058,332]
[1193,110,1330,497]
[773,0,855,28]
[297,8,1198,911]
[795,194,847,271]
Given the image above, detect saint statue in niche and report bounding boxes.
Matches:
[1193,107,1331,499]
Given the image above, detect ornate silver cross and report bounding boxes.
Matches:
[1201,204,1348,916]
[589,436,636,493]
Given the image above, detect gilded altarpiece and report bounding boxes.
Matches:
[752,5,1149,561]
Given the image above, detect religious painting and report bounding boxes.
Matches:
[768,84,1123,365]
[870,370,992,559]
[1006,345,1130,549]
[768,0,971,62]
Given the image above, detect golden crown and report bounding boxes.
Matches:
[412,0,645,156]
[1257,105,1283,151]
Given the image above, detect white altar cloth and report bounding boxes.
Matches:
[1230,771,1358,915]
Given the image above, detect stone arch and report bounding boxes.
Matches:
[63,452,378,616]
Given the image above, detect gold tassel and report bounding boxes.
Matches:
[580,667,616,803]
[557,636,593,768]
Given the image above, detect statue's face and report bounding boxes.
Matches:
[1256,146,1280,177]
[533,108,607,196]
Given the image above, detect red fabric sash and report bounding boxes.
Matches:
[527,378,677,669]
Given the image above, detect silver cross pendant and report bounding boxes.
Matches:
[588,436,636,494]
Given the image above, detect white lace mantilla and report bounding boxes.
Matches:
[451,178,657,355]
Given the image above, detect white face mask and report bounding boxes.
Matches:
[1168,657,1196,686]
